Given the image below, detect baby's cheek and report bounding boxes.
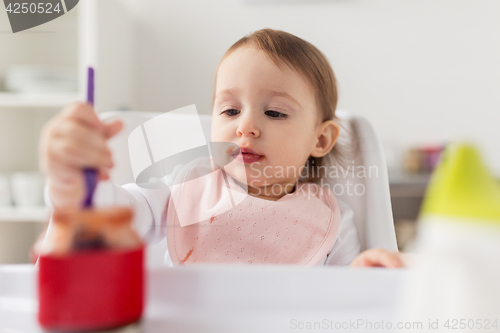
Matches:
[210,121,233,142]
[223,162,252,185]
[275,154,307,179]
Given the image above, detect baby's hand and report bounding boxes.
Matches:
[39,102,123,208]
[350,248,406,268]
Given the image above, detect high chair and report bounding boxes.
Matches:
[99,108,398,265]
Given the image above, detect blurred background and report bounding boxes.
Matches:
[0,0,499,263]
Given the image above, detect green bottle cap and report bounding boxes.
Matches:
[420,143,500,224]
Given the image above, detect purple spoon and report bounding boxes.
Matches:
[83,67,98,208]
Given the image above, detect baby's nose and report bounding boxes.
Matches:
[236,116,260,137]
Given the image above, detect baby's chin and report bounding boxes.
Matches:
[224,167,293,192]
[223,164,263,188]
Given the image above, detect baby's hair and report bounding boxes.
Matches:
[213,28,356,183]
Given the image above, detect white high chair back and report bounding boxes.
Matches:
[100,109,397,263]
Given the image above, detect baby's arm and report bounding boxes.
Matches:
[324,200,361,265]
[350,248,404,268]
[37,102,172,257]
[39,101,170,229]
[93,180,171,243]
[324,198,411,268]
[350,249,418,268]
[39,102,122,209]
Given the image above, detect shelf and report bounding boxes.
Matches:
[0,206,50,223]
[0,92,81,108]
[388,171,431,186]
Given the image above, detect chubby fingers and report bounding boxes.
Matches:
[350,248,404,268]
[102,119,123,139]
[60,102,103,132]
[40,104,122,173]
[48,121,113,169]
[50,139,113,170]
[60,102,124,139]
[55,118,111,153]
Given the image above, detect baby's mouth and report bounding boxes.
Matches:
[228,146,264,164]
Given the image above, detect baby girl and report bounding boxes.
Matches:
[40,28,405,267]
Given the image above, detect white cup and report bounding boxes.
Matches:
[11,172,45,206]
[0,173,11,206]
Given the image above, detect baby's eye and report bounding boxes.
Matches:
[221,109,240,117]
[265,110,288,119]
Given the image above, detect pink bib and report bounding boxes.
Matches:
[166,159,341,266]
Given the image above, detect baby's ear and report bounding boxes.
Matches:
[311,120,340,158]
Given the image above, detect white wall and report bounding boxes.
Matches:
[120,0,500,175]
[0,7,77,172]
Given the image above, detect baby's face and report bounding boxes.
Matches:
[211,46,320,191]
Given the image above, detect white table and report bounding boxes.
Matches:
[0,264,412,332]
